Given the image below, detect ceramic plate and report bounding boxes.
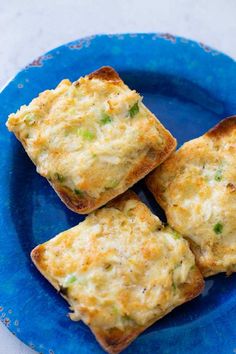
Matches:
[0,33,236,354]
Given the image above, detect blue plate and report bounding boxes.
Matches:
[0,33,236,354]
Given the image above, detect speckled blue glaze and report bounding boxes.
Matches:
[0,33,236,354]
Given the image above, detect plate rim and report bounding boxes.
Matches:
[1,31,235,95]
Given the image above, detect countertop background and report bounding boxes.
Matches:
[0,0,235,353]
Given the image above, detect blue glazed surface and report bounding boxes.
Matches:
[0,33,236,354]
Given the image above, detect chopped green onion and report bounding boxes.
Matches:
[213,222,223,235]
[172,282,177,292]
[78,128,95,141]
[55,173,65,183]
[100,112,112,125]
[174,263,181,270]
[172,230,181,239]
[112,306,119,316]
[214,169,223,182]
[63,274,77,287]
[129,102,139,117]
[24,113,36,126]
[68,108,77,115]
[74,188,84,197]
[105,179,119,189]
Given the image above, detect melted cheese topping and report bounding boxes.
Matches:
[149,125,236,274]
[6,74,167,199]
[36,196,195,330]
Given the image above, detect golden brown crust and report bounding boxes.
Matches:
[125,136,176,188]
[186,238,236,277]
[146,168,168,210]
[7,66,177,215]
[31,245,61,292]
[31,245,45,267]
[88,66,121,83]
[92,326,143,354]
[180,267,204,301]
[186,239,219,277]
[146,116,236,198]
[107,189,139,207]
[146,117,236,277]
[51,73,176,214]
[51,134,176,214]
[52,184,139,214]
[146,116,236,209]
[206,115,236,139]
[31,190,204,353]
[145,126,177,211]
[92,266,204,354]
[50,181,96,214]
[50,180,138,214]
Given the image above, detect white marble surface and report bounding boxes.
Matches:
[0,0,235,353]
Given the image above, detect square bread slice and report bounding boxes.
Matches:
[6,66,176,214]
[146,117,236,277]
[31,190,204,354]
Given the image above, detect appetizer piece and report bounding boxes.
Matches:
[6,66,176,214]
[146,117,236,277]
[31,191,204,354]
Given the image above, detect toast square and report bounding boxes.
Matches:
[146,117,236,277]
[6,66,176,214]
[31,191,204,354]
